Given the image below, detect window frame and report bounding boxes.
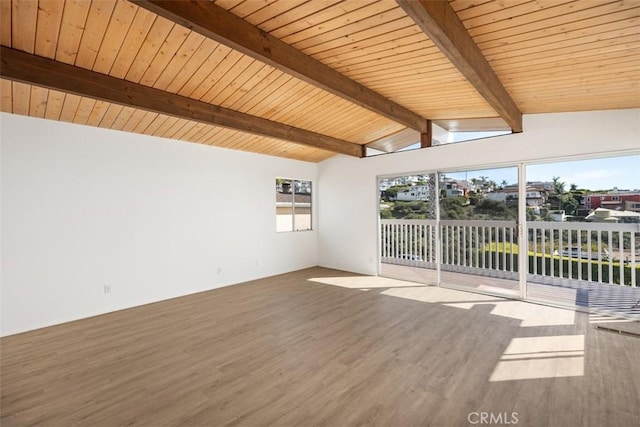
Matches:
[275,177,313,233]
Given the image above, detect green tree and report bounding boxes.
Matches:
[474,198,516,219]
[384,185,409,200]
[569,189,586,215]
[440,197,466,220]
[552,176,565,194]
[384,187,399,200]
[390,201,431,219]
[561,193,579,215]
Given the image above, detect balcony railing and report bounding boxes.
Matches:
[527,221,638,286]
[381,219,438,268]
[381,219,640,287]
[440,219,518,280]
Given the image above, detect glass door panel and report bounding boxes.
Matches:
[379,174,438,284]
[525,156,640,318]
[438,167,520,297]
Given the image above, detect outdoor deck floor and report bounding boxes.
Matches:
[381,263,640,318]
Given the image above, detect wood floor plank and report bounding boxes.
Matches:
[1,267,639,426]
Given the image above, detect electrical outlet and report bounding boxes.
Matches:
[104,284,111,294]
[217,267,222,274]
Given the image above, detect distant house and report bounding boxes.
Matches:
[521,188,547,207]
[624,199,640,213]
[454,180,476,194]
[584,190,640,211]
[441,180,464,197]
[396,185,430,201]
[486,187,546,206]
[526,181,555,192]
[585,207,640,223]
[379,177,405,190]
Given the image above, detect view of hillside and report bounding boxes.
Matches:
[380,167,640,223]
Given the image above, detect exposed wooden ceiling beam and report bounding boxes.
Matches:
[397,0,523,133]
[131,0,430,134]
[420,120,433,148]
[0,47,363,158]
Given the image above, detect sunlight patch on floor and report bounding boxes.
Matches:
[382,287,575,327]
[308,276,427,289]
[490,335,585,382]
[488,301,575,327]
[310,276,575,327]
[477,284,519,297]
[441,300,575,327]
[381,286,500,303]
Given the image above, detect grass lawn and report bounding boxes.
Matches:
[482,242,638,269]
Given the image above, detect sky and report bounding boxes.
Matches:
[397,129,639,192]
[444,154,640,191]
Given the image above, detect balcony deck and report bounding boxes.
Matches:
[381,263,640,319]
[381,218,640,318]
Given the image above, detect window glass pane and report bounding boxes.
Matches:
[379,174,436,220]
[378,174,438,284]
[438,167,519,298]
[276,178,293,232]
[439,168,518,220]
[276,178,312,232]
[294,180,312,231]
[526,155,640,223]
[525,155,640,311]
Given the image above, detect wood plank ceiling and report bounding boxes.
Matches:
[1,0,638,162]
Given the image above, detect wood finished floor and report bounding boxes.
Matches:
[2,267,639,426]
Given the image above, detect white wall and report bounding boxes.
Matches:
[318,109,640,275]
[0,113,318,336]
[3,109,639,335]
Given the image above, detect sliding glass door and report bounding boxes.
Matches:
[437,167,520,297]
[525,156,640,317]
[378,155,639,317]
[379,173,438,284]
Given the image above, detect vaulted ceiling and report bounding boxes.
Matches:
[1,0,638,162]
